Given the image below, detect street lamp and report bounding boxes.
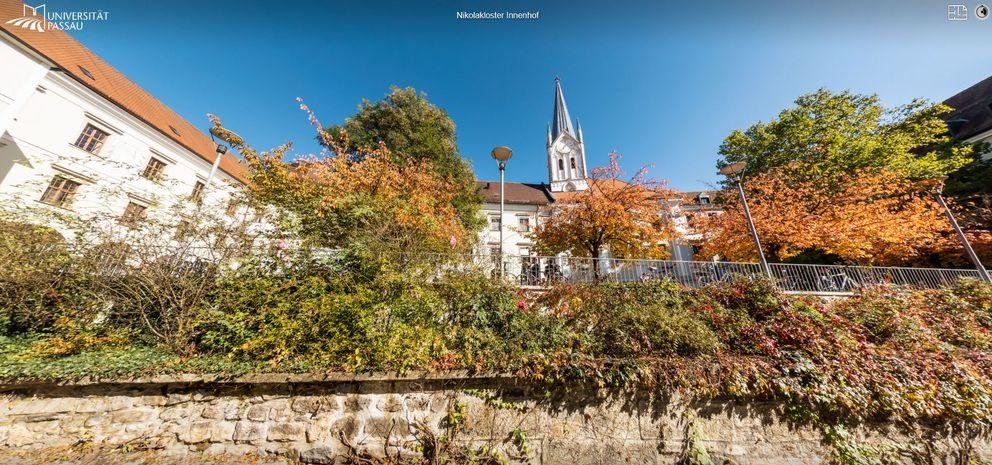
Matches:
[491,146,513,276]
[931,177,991,283]
[720,162,773,278]
[203,143,228,192]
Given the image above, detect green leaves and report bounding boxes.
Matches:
[717,89,973,185]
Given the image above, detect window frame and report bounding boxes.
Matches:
[39,175,81,208]
[190,180,206,202]
[119,201,148,228]
[73,123,110,155]
[141,156,168,182]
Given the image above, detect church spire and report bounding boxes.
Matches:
[551,76,575,142]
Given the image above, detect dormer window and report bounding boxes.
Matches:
[699,196,710,205]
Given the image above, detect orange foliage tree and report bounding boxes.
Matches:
[697,165,957,266]
[228,101,470,269]
[533,152,675,277]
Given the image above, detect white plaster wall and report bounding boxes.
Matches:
[0,35,245,242]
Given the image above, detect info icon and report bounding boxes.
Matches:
[978,4,990,19]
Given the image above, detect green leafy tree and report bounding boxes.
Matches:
[322,86,483,232]
[716,89,973,185]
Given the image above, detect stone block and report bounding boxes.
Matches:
[268,422,306,442]
[110,407,158,424]
[300,446,340,464]
[209,421,236,443]
[246,405,270,422]
[180,420,214,444]
[544,439,657,465]
[378,395,403,413]
[365,416,410,439]
[343,395,370,413]
[165,393,192,406]
[233,421,266,444]
[292,397,325,414]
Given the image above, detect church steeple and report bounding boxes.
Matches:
[546,77,588,193]
[551,76,575,142]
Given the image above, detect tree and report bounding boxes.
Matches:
[233,103,470,275]
[717,89,972,186]
[944,144,992,262]
[697,166,958,266]
[321,87,483,232]
[533,152,674,278]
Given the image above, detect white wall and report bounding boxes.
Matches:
[0,34,247,243]
[477,202,544,257]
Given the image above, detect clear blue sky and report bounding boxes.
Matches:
[61,0,992,191]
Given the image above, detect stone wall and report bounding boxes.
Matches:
[0,374,989,464]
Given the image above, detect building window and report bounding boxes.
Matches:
[699,196,710,205]
[557,159,564,171]
[119,202,148,228]
[141,157,167,181]
[190,181,206,201]
[73,123,109,154]
[518,217,530,233]
[518,247,530,256]
[489,216,501,231]
[570,157,576,169]
[489,246,500,257]
[40,175,81,208]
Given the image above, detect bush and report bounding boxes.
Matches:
[0,221,88,334]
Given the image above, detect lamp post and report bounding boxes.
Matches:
[932,178,991,283]
[491,146,513,277]
[720,162,773,278]
[203,143,228,192]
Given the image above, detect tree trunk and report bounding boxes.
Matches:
[592,246,601,282]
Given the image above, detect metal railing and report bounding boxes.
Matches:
[11,241,982,295]
[469,254,984,293]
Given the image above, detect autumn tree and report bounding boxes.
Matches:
[717,89,972,185]
[698,166,959,266]
[222,101,469,275]
[533,152,675,278]
[321,87,483,232]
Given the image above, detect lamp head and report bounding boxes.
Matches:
[216,144,229,155]
[491,146,513,162]
[719,162,746,177]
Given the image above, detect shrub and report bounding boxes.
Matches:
[0,221,89,334]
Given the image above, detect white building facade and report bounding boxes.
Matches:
[0,9,249,244]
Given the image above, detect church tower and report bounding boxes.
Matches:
[546,77,588,192]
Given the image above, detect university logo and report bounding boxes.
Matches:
[5,4,46,32]
[4,3,108,32]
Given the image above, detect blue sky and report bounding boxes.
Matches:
[62,0,992,191]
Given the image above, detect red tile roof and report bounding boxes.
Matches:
[0,0,248,184]
[477,181,554,205]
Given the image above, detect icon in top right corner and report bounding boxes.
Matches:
[977,4,990,19]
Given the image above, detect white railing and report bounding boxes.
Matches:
[12,243,983,294]
[468,254,984,293]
